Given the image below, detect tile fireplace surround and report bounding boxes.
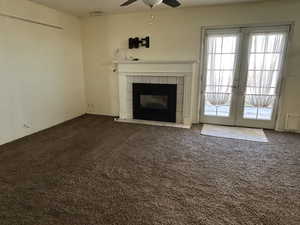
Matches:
[115,61,197,128]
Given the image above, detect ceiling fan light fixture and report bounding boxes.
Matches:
[120,0,181,8]
[142,0,163,8]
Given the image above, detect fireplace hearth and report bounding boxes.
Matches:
[133,83,177,123]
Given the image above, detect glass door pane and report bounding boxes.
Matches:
[242,32,287,122]
[203,33,239,120]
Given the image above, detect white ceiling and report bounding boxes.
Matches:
[30,0,274,16]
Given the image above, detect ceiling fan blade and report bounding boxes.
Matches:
[162,0,181,8]
[120,0,138,7]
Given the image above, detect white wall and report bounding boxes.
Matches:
[82,0,300,131]
[0,0,86,145]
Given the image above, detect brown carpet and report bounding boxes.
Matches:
[0,115,299,225]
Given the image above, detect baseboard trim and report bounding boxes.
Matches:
[86,112,118,117]
[275,128,300,134]
[0,113,86,147]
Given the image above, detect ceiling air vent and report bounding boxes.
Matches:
[89,11,104,17]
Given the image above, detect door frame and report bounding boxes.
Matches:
[197,22,294,129]
[235,26,290,129]
[199,28,243,126]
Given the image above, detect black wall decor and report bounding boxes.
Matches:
[129,36,150,49]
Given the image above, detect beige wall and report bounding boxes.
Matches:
[82,0,300,130]
[0,0,86,145]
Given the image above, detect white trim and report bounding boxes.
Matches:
[114,118,191,129]
[205,28,241,35]
[200,21,294,31]
[275,24,295,130]
[119,72,187,77]
[117,62,195,74]
[114,60,197,64]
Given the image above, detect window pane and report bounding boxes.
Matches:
[266,34,285,52]
[206,71,234,88]
[264,53,280,70]
[207,36,222,53]
[204,93,231,117]
[243,95,275,120]
[250,35,266,53]
[222,36,237,53]
[221,54,236,70]
[247,71,280,88]
[207,54,221,70]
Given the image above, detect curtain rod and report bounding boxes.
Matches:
[0,12,63,30]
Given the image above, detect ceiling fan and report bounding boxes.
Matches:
[120,0,181,8]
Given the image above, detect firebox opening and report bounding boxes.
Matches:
[133,83,177,123]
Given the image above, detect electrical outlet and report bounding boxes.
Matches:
[87,104,95,113]
[23,124,31,129]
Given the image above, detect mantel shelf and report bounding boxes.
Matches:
[114,60,198,65]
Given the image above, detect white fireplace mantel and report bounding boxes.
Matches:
[116,60,196,73]
[116,60,197,128]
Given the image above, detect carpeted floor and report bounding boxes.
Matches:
[0,115,299,225]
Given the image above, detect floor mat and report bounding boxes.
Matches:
[201,124,268,142]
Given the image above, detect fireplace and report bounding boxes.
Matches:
[117,61,195,127]
[133,83,177,122]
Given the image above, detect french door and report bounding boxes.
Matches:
[200,26,289,129]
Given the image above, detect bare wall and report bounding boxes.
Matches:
[82,0,300,131]
[0,0,86,145]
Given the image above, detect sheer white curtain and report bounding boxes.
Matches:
[207,72,231,105]
[246,33,285,108]
[206,35,234,106]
